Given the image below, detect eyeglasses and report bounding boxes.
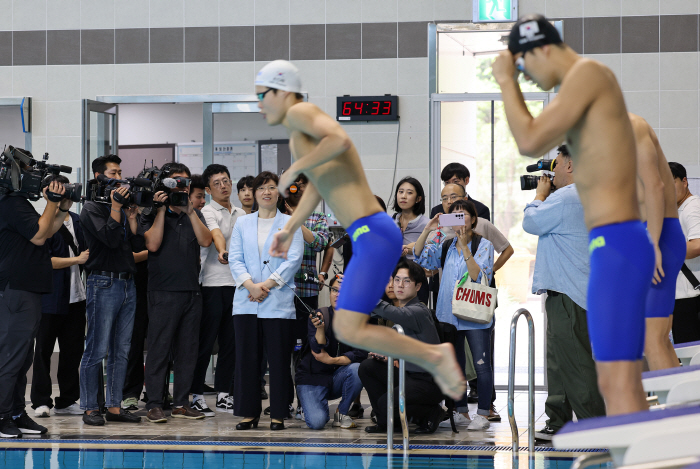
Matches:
[330,287,340,294]
[393,277,414,286]
[256,185,277,192]
[257,88,274,101]
[441,194,462,203]
[211,178,232,189]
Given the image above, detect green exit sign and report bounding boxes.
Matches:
[473,0,518,22]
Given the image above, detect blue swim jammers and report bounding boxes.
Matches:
[335,212,403,315]
[587,220,654,362]
[645,217,687,318]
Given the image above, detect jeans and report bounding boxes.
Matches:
[296,363,363,430]
[31,301,86,409]
[0,286,42,419]
[80,275,136,411]
[455,326,493,416]
[122,281,148,400]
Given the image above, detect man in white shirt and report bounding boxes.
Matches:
[670,162,700,344]
[190,164,246,416]
[31,175,90,418]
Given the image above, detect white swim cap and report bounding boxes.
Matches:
[255,60,302,93]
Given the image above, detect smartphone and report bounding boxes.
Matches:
[439,213,466,227]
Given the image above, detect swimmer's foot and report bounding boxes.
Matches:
[428,343,466,400]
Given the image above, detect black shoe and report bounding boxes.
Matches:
[365,424,387,434]
[287,404,294,420]
[264,406,271,416]
[83,411,105,426]
[260,386,268,400]
[270,421,285,431]
[370,409,377,423]
[413,407,445,435]
[467,388,478,403]
[348,403,364,419]
[14,412,48,434]
[236,417,260,430]
[105,408,142,423]
[202,384,216,395]
[0,417,21,438]
[534,425,557,441]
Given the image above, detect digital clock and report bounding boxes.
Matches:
[336,95,399,122]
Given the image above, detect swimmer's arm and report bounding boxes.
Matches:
[284,104,352,176]
[499,61,600,157]
[634,121,665,248]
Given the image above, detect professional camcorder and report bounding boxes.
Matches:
[520,158,556,191]
[86,174,155,207]
[138,165,190,207]
[0,146,81,201]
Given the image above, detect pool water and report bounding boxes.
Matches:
[0,449,613,469]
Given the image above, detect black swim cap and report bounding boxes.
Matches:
[508,14,563,55]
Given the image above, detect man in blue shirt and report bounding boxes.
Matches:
[522,145,605,441]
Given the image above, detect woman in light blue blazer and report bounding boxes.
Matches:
[229,171,303,431]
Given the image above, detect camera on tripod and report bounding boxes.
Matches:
[0,146,81,201]
[520,158,556,191]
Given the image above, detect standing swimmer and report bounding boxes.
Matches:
[493,15,654,415]
[629,113,685,371]
[255,60,466,400]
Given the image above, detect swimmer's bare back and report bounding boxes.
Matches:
[629,113,678,221]
[496,54,640,230]
[283,102,383,227]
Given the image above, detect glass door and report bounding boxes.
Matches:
[430,92,555,390]
[82,100,118,188]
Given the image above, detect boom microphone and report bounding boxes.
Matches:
[129,177,153,187]
[162,178,178,189]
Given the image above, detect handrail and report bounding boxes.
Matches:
[387,325,409,461]
[508,308,535,460]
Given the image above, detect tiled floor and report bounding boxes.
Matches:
[21,386,552,448]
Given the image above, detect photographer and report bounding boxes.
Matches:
[190,164,245,416]
[295,276,367,430]
[79,154,141,426]
[359,259,445,435]
[522,145,605,441]
[284,173,331,418]
[0,176,69,437]
[31,175,88,418]
[140,163,212,424]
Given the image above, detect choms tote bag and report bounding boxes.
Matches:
[451,269,497,324]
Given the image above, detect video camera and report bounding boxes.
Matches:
[520,158,556,191]
[86,174,155,207]
[0,146,82,202]
[139,165,190,207]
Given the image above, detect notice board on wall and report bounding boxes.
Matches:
[176,141,258,183]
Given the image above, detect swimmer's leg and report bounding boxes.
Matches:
[332,309,466,400]
[595,360,648,416]
[644,316,680,371]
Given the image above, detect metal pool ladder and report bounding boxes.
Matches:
[387,324,409,462]
[508,308,536,461]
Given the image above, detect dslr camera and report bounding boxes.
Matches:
[0,146,82,201]
[520,158,556,191]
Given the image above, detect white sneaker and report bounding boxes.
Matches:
[337,413,356,429]
[225,395,234,413]
[191,395,215,417]
[439,411,471,428]
[34,406,50,418]
[54,403,83,415]
[467,414,491,431]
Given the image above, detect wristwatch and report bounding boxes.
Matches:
[319,272,328,278]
